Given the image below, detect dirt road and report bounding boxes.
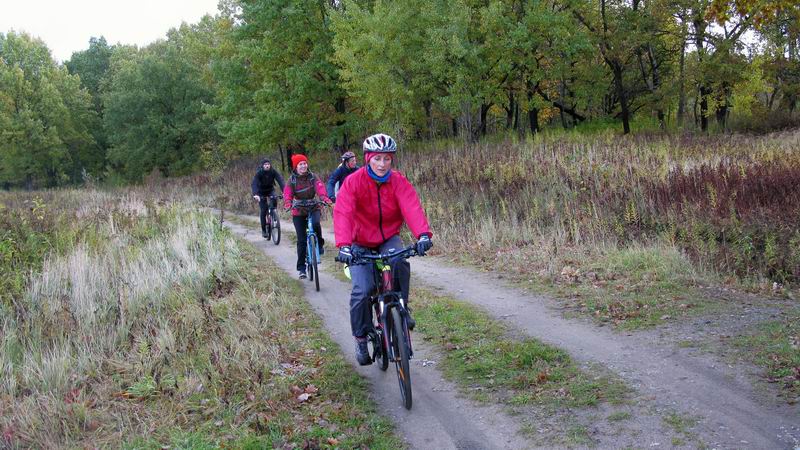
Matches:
[225,213,799,449]
[225,219,534,450]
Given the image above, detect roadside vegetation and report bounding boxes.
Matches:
[0,190,400,449]
[413,288,628,408]
[164,127,800,399]
[734,308,800,399]
[401,130,799,313]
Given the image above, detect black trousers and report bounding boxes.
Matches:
[292,210,324,272]
[258,195,277,233]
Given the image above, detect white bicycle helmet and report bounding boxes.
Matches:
[362,133,397,153]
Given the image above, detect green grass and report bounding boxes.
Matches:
[606,411,632,422]
[413,288,628,408]
[733,309,800,398]
[663,411,699,434]
[557,245,710,330]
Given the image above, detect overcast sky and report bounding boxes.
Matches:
[1,0,221,62]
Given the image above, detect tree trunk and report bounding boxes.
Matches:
[285,146,293,173]
[424,99,434,140]
[505,91,515,129]
[677,14,688,126]
[699,85,711,131]
[693,16,709,131]
[611,62,631,134]
[526,86,540,134]
[559,80,569,129]
[479,103,490,137]
[529,107,540,134]
[335,97,347,152]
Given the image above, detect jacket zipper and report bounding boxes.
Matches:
[376,183,386,242]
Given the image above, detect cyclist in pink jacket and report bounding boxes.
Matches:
[334,133,433,365]
[284,154,332,279]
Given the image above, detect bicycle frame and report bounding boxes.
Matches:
[294,199,326,290]
[371,259,413,361]
[305,212,320,268]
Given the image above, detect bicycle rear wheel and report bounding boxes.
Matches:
[271,210,280,245]
[309,234,320,291]
[390,307,412,409]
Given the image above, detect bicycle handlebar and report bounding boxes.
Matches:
[335,245,418,264]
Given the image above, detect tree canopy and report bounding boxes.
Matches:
[1,0,799,187]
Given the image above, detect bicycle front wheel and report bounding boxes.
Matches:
[271,210,280,245]
[309,235,320,291]
[390,307,412,409]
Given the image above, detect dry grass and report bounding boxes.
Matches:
[0,189,400,448]
[396,129,800,288]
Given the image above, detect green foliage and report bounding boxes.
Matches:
[103,31,218,181]
[0,31,97,188]
[65,36,114,176]
[212,0,357,154]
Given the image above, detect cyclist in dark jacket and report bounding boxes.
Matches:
[326,151,359,202]
[251,158,286,238]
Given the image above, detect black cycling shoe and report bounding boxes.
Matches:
[355,340,371,366]
[406,313,416,331]
[262,230,268,238]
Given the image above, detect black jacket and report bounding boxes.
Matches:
[326,164,359,199]
[251,160,286,196]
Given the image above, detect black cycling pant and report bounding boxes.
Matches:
[258,195,277,233]
[292,211,324,272]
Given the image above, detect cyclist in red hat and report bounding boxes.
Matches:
[284,154,332,279]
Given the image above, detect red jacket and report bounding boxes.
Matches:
[334,167,432,248]
[283,172,331,216]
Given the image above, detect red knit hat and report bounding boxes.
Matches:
[291,154,308,170]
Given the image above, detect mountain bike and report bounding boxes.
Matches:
[267,195,281,245]
[255,194,281,244]
[338,245,418,409]
[293,199,328,291]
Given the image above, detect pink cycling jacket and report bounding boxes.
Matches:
[334,167,432,248]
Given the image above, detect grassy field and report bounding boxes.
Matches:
[0,190,400,449]
[173,129,800,306]
[160,129,799,396]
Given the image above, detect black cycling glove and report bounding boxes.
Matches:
[338,246,354,265]
[416,235,433,256]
